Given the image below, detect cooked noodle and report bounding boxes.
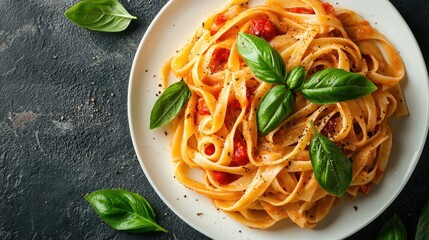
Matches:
[161,0,407,229]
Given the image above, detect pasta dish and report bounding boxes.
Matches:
[155,0,407,229]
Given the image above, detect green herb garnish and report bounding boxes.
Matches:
[377,214,407,240]
[236,33,287,84]
[309,121,352,196]
[85,189,167,233]
[65,0,137,32]
[416,199,429,240]
[150,80,191,129]
[286,65,306,91]
[301,68,377,104]
[257,86,295,135]
[235,32,377,134]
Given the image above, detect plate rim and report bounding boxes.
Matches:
[128,0,429,239]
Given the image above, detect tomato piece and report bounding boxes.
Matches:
[197,98,210,115]
[213,171,236,185]
[359,183,372,194]
[214,14,227,25]
[322,2,335,15]
[204,144,215,155]
[288,7,315,14]
[210,14,227,35]
[247,17,277,41]
[210,48,230,73]
[232,139,249,166]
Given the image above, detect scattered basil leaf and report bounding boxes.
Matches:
[236,32,287,84]
[150,80,191,129]
[85,189,167,233]
[257,86,295,135]
[377,214,407,240]
[416,199,429,240]
[309,121,352,196]
[65,0,137,32]
[286,66,306,90]
[301,68,377,104]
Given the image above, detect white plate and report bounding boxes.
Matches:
[128,0,429,239]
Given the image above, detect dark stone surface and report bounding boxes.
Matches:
[0,0,428,239]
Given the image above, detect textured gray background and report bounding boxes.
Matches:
[1,0,428,239]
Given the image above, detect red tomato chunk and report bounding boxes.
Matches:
[247,17,277,41]
[359,183,372,194]
[210,14,227,35]
[288,7,315,14]
[197,98,211,115]
[210,48,230,73]
[322,2,335,15]
[213,171,236,185]
[232,139,249,166]
[204,143,216,155]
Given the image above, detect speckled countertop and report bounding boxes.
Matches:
[1,0,428,239]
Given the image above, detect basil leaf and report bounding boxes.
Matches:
[377,214,407,240]
[416,199,429,240]
[309,121,352,196]
[301,68,377,104]
[236,33,287,84]
[65,0,137,32]
[257,86,295,135]
[286,66,306,90]
[85,189,167,233]
[150,80,191,129]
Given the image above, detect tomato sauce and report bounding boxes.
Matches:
[232,138,249,166]
[204,143,216,155]
[210,48,230,73]
[211,137,249,185]
[210,13,227,35]
[359,183,372,194]
[213,171,237,185]
[197,98,211,115]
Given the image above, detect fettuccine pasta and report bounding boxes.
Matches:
[161,0,407,229]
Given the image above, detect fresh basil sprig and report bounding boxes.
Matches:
[416,199,429,240]
[377,214,407,240]
[65,0,137,32]
[309,121,352,196]
[236,33,287,84]
[235,33,377,135]
[301,68,377,104]
[85,189,167,233]
[257,86,295,135]
[150,80,191,129]
[286,66,306,91]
